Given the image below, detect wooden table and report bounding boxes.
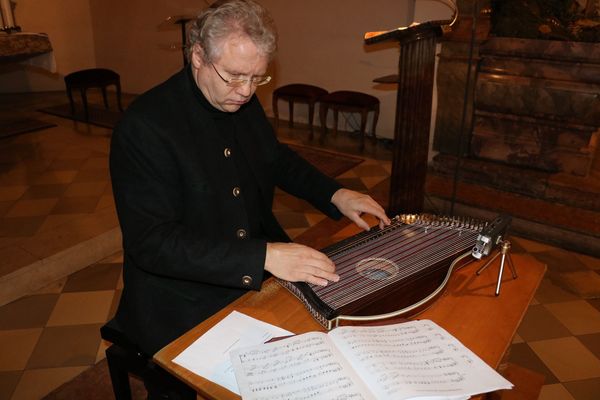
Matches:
[154,221,546,399]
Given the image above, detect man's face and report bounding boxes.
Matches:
[192,34,269,112]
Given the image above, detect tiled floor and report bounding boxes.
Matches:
[0,92,125,308]
[1,92,599,400]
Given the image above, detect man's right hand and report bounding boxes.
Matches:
[264,242,339,286]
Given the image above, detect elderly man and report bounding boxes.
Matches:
[110,0,389,396]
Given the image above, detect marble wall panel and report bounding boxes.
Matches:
[471,111,598,176]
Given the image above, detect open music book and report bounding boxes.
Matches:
[230,319,512,400]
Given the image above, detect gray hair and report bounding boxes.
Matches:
[187,0,278,63]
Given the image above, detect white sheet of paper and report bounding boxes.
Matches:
[230,319,511,400]
[329,320,513,399]
[231,331,378,400]
[172,311,293,395]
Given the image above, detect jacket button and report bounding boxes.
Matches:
[242,275,253,286]
[232,187,241,197]
[224,148,232,158]
[236,229,247,239]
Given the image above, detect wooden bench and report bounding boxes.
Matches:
[64,68,123,121]
[272,84,328,138]
[319,90,379,150]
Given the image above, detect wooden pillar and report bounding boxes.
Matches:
[388,30,440,215]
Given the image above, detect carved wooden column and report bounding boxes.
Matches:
[367,23,445,215]
[387,29,440,215]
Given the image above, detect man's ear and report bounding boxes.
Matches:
[190,44,205,68]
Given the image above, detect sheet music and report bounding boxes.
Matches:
[172,311,292,395]
[231,331,376,400]
[329,320,512,399]
[231,320,511,400]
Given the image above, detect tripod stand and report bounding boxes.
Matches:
[476,239,518,296]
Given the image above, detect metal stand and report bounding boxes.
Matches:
[476,240,518,296]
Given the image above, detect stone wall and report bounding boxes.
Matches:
[428,0,600,255]
[472,38,600,177]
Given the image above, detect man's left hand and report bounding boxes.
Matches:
[331,188,391,231]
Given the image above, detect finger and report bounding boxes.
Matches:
[358,201,390,226]
[350,213,371,231]
[304,267,340,286]
[306,275,330,286]
[304,255,338,279]
[348,202,386,230]
[305,249,335,270]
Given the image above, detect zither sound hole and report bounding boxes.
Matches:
[356,258,399,280]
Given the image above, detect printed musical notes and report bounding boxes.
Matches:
[231,319,512,400]
[231,333,375,399]
[172,311,292,395]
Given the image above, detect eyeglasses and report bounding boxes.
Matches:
[210,63,272,87]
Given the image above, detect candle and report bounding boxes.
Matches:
[1,0,15,29]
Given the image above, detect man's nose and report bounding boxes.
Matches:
[236,81,254,97]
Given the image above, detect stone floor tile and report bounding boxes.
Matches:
[50,196,101,215]
[576,253,600,270]
[72,168,109,183]
[108,289,122,320]
[508,342,559,385]
[0,329,43,371]
[535,250,589,274]
[517,304,572,342]
[46,291,115,327]
[31,171,78,186]
[273,211,309,230]
[30,277,67,295]
[0,245,40,277]
[0,371,21,400]
[534,277,580,304]
[336,177,368,192]
[62,263,122,293]
[577,333,600,361]
[80,157,109,171]
[562,377,600,400]
[63,181,108,198]
[0,294,59,330]
[5,198,59,218]
[544,300,600,336]
[588,298,600,314]
[0,185,27,202]
[0,201,13,218]
[554,270,600,299]
[352,163,389,177]
[35,213,88,234]
[538,383,575,400]
[0,216,46,237]
[360,175,388,190]
[45,158,87,171]
[10,366,88,400]
[26,324,103,369]
[20,184,68,199]
[529,337,600,382]
[283,227,309,240]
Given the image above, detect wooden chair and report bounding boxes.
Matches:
[319,90,380,151]
[64,68,123,121]
[272,84,328,139]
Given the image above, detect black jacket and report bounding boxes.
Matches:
[110,67,342,355]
